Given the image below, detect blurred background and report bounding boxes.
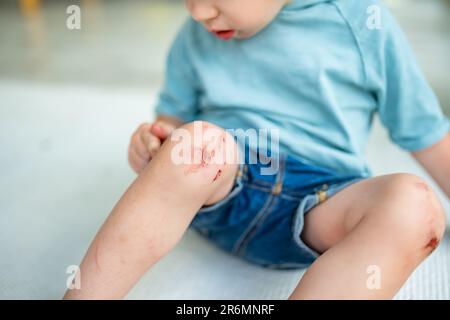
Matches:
[0,0,449,299]
[0,0,449,109]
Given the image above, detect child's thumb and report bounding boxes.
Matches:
[150,122,175,140]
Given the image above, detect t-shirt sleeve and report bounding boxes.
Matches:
[154,19,200,122]
[374,8,449,152]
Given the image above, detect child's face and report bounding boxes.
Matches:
[185,0,288,40]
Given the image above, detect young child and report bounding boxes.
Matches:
[64,0,449,299]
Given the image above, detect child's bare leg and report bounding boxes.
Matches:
[290,174,446,299]
[64,121,238,299]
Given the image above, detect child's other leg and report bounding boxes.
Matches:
[290,174,446,299]
[64,121,238,299]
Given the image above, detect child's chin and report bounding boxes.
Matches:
[235,30,257,39]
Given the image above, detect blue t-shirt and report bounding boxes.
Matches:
[155,0,449,177]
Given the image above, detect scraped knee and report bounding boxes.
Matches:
[385,174,446,256]
[169,121,238,183]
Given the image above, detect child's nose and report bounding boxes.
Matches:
[187,1,219,22]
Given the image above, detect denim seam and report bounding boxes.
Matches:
[280,193,304,201]
[232,156,286,256]
[235,195,280,257]
[242,164,249,180]
[250,181,275,187]
[231,193,274,255]
[245,184,273,193]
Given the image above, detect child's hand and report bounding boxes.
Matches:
[128,121,176,174]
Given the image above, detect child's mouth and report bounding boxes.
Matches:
[212,30,236,41]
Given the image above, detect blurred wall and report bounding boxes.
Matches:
[0,0,449,114]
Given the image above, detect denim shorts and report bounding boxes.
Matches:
[189,151,365,270]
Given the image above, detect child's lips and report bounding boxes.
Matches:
[211,29,236,41]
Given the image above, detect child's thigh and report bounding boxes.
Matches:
[300,173,443,254]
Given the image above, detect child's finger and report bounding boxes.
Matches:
[141,130,161,155]
[147,134,162,156]
[150,121,176,141]
[133,131,150,159]
[150,123,166,140]
[139,129,154,149]
[128,146,148,174]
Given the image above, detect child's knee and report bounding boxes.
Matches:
[162,120,239,185]
[378,174,446,255]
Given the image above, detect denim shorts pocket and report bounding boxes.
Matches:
[291,193,321,260]
[291,178,365,260]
